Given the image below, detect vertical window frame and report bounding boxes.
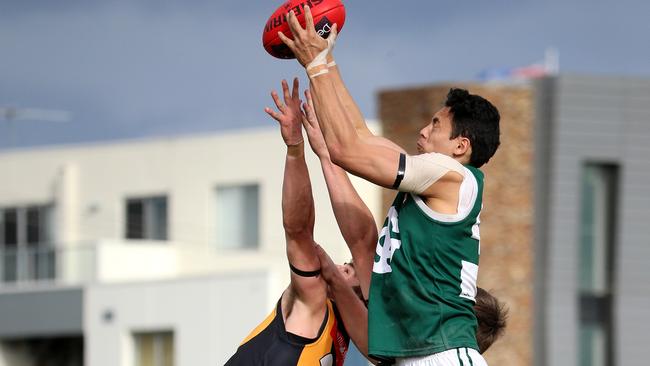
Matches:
[578,162,618,366]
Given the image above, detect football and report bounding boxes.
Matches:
[262,0,346,59]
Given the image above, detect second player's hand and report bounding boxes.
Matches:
[265,78,304,146]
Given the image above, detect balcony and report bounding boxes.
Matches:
[0,245,95,289]
[0,240,280,292]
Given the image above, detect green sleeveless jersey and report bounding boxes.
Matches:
[368,166,484,359]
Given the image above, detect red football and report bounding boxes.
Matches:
[262,0,346,59]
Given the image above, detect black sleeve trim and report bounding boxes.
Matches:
[391,153,406,189]
[289,263,321,277]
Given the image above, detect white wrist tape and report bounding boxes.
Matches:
[306,32,337,71]
[398,153,465,194]
[327,61,337,68]
[307,67,329,78]
[307,63,329,78]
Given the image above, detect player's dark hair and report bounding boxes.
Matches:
[474,287,508,354]
[444,88,500,168]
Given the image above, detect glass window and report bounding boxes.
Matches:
[134,331,174,366]
[126,196,168,240]
[3,208,18,246]
[216,184,259,250]
[126,200,145,239]
[1,205,54,283]
[578,163,617,366]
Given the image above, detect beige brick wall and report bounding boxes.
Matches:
[377,83,535,366]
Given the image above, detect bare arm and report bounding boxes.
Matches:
[266,79,326,333]
[315,244,373,361]
[279,9,404,190]
[280,8,464,203]
[302,90,376,298]
[326,53,406,154]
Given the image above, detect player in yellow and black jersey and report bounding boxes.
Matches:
[225,79,356,366]
[225,294,348,366]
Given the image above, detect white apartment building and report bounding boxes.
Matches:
[0,127,381,366]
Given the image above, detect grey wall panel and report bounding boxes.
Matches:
[616,296,650,366]
[541,75,650,366]
[0,287,83,338]
[533,76,555,366]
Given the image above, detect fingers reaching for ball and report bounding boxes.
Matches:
[278,8,331,67]
[265,78,304,146]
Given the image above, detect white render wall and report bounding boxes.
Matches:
[0,126,382,365]
[84,272,269,366]
[0,126,382,303]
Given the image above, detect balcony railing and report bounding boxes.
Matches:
[0,245,96,288]
[0,239,278,291]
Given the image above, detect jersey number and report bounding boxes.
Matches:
[373,206,401,274]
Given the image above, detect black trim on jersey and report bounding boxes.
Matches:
[289,263,321,277]
[392,153,406,189]
[225,298,333,366]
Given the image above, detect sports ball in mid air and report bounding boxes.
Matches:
[262,0,346,59]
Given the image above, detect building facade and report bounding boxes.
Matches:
[378,75,650,366]
[0,127,381,366]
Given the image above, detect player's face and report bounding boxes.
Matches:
[417,107,458,156]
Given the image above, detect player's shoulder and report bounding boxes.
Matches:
[463,164,485,182]
[412,152,465,175]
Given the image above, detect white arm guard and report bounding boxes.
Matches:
[398,153,465,194]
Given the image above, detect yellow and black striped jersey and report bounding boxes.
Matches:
[225,298,349,365]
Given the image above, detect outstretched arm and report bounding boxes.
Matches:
[278,8,405,189]
[301,90,376,299]
[279,9,465,203]
[266,79,326,331]
[325,53,406,154]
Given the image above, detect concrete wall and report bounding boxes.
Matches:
[1,127,383,365]
[0,128,379,258]
[0,128,382,304]
[85,272,268,366]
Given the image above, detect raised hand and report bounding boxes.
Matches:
[301,89,330,159]
[314,244,340,284]
[277,6,338,69]
[265,78,304,146]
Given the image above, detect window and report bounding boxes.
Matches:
[216,184,259,250]
[0,205,54,282]
[126,196,168,240]
[134,331,174,366]
[579,163,618,366]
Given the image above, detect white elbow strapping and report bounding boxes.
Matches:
[398,153,465,194]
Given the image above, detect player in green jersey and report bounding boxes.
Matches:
[279,8,501,365]
[297,91,507,365]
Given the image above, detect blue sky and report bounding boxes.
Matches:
[1,0,649,149]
